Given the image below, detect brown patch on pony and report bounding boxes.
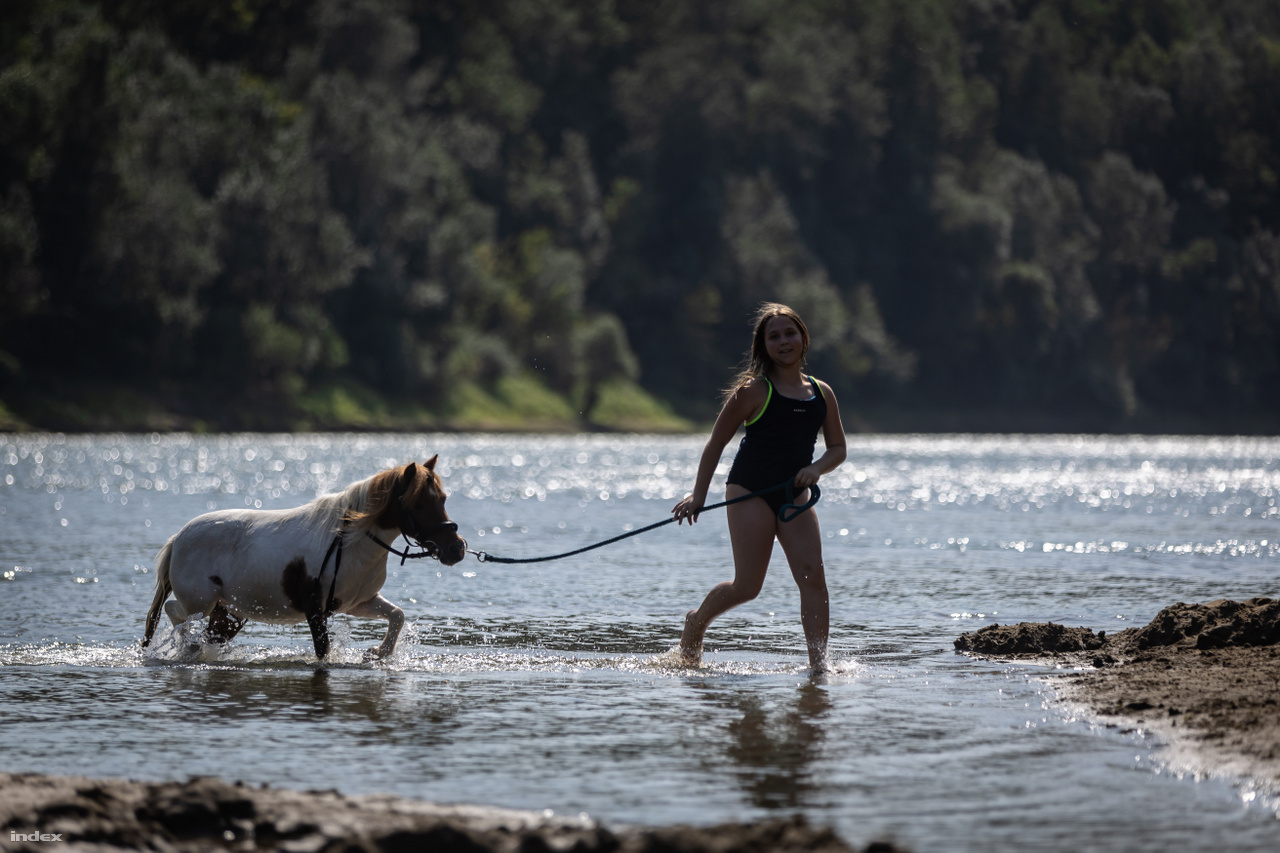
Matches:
[282,558,322,616]
[281,557,335,659]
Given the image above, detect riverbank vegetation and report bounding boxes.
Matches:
[2,0,1278,433]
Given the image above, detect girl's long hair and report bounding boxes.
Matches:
[723,303,810,400]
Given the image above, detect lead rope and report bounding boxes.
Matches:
[470,480,820,565]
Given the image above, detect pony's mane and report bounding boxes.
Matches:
[291,462,442,540]
[297,490,350,538]
[344,462,443,532]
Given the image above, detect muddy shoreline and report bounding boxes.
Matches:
[955,597,1280,786]
[0,772,905,853]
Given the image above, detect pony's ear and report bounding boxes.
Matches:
[424,454,439,470]
[398,462,419,492]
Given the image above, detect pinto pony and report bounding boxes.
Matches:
[143,457,467,660]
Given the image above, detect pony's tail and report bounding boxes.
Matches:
[142,537,175,648]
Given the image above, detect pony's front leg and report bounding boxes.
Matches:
[306,610,331,660]
[347,595,405,659]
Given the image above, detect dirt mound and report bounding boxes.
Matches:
[955,597,1280,659]
[1132,597,1280,650]
[953,621,1106,655]
[0,773,905,853]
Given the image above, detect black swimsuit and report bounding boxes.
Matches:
[726,376,827,515]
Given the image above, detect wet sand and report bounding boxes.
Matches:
[955,597,1280,786]
[0,771,905,852]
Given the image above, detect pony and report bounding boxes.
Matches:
[142,457,467,660]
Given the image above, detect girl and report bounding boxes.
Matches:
[672,303,847,670]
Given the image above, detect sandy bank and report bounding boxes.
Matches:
[0,772,905,853]
[955,597,1280,786]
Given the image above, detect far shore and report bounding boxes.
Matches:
[5,383,1278,437]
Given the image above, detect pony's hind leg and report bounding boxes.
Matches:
[204,603,247,645]
[164,599,190,628]
[162,598,242,651]
[155,599,203,653]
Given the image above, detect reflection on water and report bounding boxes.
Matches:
[149,665,468,739]
[711,681,832,809]
[161,666,344,722]
[3,433,1280,852]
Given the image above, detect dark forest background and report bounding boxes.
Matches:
[2,0,1279,432]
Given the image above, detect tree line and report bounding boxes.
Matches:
[2,0,1278,432]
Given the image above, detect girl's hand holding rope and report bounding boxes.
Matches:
[792,465,822,490]
[672,492,707,525]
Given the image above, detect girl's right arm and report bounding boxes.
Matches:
[672,380,766,525]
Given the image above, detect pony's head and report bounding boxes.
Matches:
[356,457,467,565]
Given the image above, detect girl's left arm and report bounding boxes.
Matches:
[794,380,847,489]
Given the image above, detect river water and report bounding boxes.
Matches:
[2,432,1278,851]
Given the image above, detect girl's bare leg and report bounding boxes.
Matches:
[680,486,777,662]
[775,498,829,669]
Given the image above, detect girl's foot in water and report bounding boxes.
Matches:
[679,609,703,664]
[807,641,829,674]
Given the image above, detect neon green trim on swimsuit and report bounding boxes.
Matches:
[744,379,772,426]
[745,375,821,426]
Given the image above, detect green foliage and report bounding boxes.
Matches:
[444,373,577,431]
[2,0,1279,432]
[0,397,29,432]
[296,381,389,430]
[588,378,692,432]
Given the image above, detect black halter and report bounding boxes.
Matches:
[366,518,462,566]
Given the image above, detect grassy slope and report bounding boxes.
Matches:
[0,374,694,434]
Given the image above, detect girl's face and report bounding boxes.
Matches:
[761,315,805,368]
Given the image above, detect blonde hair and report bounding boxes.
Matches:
[724,303,810,400]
